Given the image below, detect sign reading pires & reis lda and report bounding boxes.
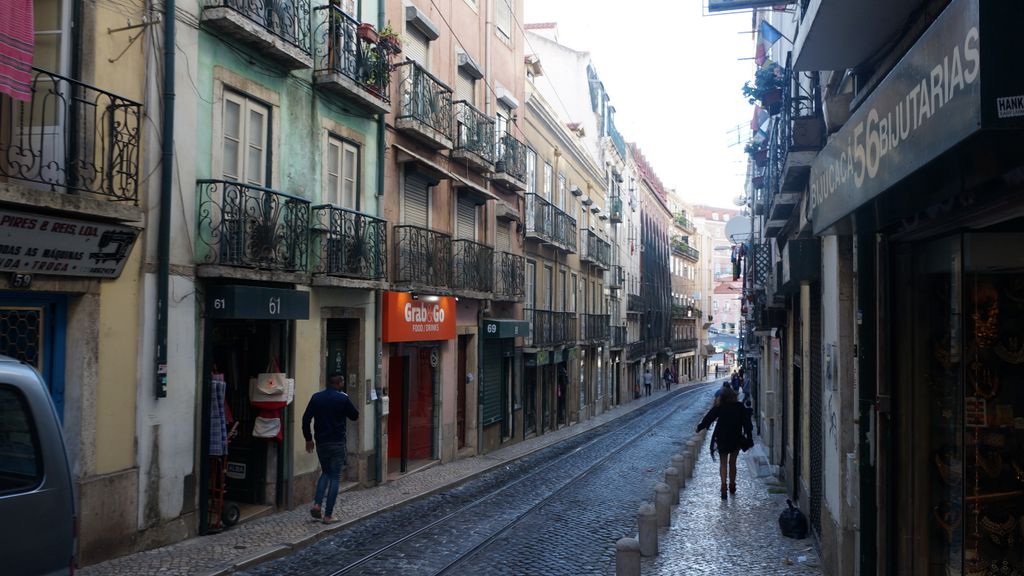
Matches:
[382,291,456,343]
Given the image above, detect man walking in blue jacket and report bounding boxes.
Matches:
[302,373,359,524]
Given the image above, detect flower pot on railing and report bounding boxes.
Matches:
[761,88,783,115]
[753,148,768,168]
[381,36,402,54]
[357,23,379,43]
[494,159,506,173]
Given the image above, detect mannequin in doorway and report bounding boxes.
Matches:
[303,373,359,524]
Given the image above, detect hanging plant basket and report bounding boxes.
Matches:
[381,36,402,54]
[357,23,379,43]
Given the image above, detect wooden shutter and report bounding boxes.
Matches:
[496,221,511,252]
[455,69,475,106]
[405,28,429,67]
[456,195,477,240]
[403,173,430,227]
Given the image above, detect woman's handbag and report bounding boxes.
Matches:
[249,359,295,408]
[740,433,754,452]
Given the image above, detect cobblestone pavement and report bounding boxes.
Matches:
[78,378,720,576]
[238,383,715,576]
[643,437,823,575]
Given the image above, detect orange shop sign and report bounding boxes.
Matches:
[382,291,456,342]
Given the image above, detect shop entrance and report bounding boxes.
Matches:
[387,344,438,476]
[457,335,469,450]
[207,319,289,525]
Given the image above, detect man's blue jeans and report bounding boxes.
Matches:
[314,442,346,517]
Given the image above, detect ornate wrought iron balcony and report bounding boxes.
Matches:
[494,251,524,301]
[580,313,610,342]
[452,239,493,294]
[312,6,392,114]
[310,204,386,281]
[203,0,312,70]
[550,207,577,253]
[626,340,645,360]
[525,192,553,241]
[627,293,644,313]
[610,325,626,349]
[609,196,623,223]
[608,265,624,289]
[197,179,310,271]
[451,100,495,172]
[0,68,142,203]
[525,309,576,347]
[581,230,611,269]
[394,61,453,149]
[492,133,528,192]
[673,212,695,233]
[671,337,698,353]
[393,224,452,288]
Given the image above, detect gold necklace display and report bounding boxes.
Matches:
[980,513,1018,546]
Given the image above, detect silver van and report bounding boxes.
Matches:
[0,356,76,575]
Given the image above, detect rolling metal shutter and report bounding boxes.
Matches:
[456,195,477,240]
[455,69,475,106]
[496,221,511,252]
[403,174,430,227]
[481,340,504,426]
[405,28,429,68]
[809,284,823,538]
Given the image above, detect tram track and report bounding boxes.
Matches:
[320,383,714,576]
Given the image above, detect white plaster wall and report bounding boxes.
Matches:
[821,237,842,514]
[136,273,198,525]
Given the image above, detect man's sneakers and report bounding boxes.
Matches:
[310,506,322,519]
[322,516,339,524]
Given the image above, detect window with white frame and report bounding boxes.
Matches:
[496,0,512,40]
[526,149,537,195]
[557,173,566,211]
[222,91,270,186]
[543,162,552,199]
[325,135,358,209]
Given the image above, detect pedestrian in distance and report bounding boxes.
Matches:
[663,367,672,390]
[696,386,753,500]
[643,367,653,397]
[302,373,359,524]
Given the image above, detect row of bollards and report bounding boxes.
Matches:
[616,428,707,576]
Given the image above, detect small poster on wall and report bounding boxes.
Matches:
[965,396,987,427]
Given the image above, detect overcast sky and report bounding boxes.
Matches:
[523,1,756,209]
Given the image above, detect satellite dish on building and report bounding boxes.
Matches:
[724,216,751,244]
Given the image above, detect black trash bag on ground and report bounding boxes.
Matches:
[778,498,808,539]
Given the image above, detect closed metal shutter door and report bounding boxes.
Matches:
[481,340,504,426]
[456,195,477,240]
[809,284,823,538]
[405,28,429,68]
[404,174,430,227]
[496,221,511,252]
[455,69,475,106]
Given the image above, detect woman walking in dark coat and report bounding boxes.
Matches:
[696,386,752,499]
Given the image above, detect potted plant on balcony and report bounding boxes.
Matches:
[742,64,785,115]
[744,140,769,168]
[357,23,379,43]
[378,23,402,55]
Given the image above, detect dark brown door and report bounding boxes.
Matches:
[457,336,469,449]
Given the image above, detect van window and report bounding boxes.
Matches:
[0,385,42,494]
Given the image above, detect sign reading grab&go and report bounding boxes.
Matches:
[382,291,456,342]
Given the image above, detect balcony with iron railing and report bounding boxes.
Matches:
[452,239,493,296]
[673,212,695,233]
[626,340,645,360]
[580,230,611,269]
[671,337,698,353]
[196,179,310,274]
[609,195,623,224]
[550,208,577,253]
[525,193,552,242]
[392,224,452,290]
[580,313,610,343]
[451,101,495,173]
[492,133,528,192]
[0,68,142,209]
[493,251,524,301]
[610,325,626,349]
[525,309,576,348]
[671,237,699,262]
[202,0,312,70]
[312,7,393,114]
[608,265,624,289]
[310,204,386,284]
[627,293,643,313]
[394,61,453,150]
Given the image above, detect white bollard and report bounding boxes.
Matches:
[638,503,658,557]
[665,467,680,505]
[687,439,698,460]
[616,537,641,576]
[654,482,672,527]
[671,454,686,489]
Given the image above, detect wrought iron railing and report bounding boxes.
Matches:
[626,340,645,360]
[610,325,626,348]
[0,67,142,203]
[313,6,391,102]
[582,230,611,268]
[525,192,553,239]
[525,309,576,347]
[197,179,310,271]
[310,204,386,280]
[551,207,577,252]
[673,213,694,231]
[496,133,528,183]
[392,224,452,287]
[206,0,311,55]
[609,195,622,222]
[452,239,493,293]
[608,265,624,288]
[395,60,453,141]
[581,313,610,342]
[453,100,494,163]
[672,337,698,352]
[494,251,524,300]
[671,238,699,261]
[627,293,643,312]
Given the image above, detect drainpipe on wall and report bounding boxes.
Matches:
[155,0,176,397]
[373,0,385,486]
